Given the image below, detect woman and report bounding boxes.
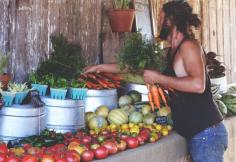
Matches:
[84,1,228,162]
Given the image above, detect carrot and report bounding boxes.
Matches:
[158,87,171,112]
[150,85,161,110]
[148,92,155,112]
[146,84,155,112]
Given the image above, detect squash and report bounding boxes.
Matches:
[120,105,135,115]
[95,105,109,118]
[143,113,155,124]
[108,109,128,125]
[141,104,151,115]
[118,95,133,107]
[127,90,142,103]
[88,116,108,130]
[129,111,143,124]
[85,112,96,123]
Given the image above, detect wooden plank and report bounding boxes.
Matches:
[201,0,210,52]
[208,0,217,53]
[222,0,231,83]
[216,0,223,61]
[229,0,236,83]
[0,0,10,53]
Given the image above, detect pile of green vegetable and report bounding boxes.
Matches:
[36,34,85,80]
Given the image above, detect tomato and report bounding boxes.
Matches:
[0,143,8,154]
[27,147,41,156]
[81,136,92,145]
[137,135,145,145]
[111,131,117,138]
[22,155,39,162]
[23,144,32,151]
[120,134,129,141]
[5,156,20,162]
[68,142,87,155]
[126,137,139,149]
[117,140,127,152]
[0,153,6,162]
[65,150,80,162]
[70,138,81,145]
[94,146,108,159]
[81,150,94,162]
[102,141,118,155]
[41,154,55,162]
[55,158,67,162]
[75,131,86,139]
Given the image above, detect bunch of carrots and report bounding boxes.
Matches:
[146,84,170,112]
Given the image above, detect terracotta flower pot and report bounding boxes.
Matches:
[108,9,135,32]
[0,74,11,89]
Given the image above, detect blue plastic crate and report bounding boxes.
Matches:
[32,84,48,96]
[69,88,87,100]
[50,88,67,100]
[14,91,28,104]
[2,92,15,107]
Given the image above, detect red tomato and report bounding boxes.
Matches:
[126,137,139,149]
[65,150,80,162]
[120,134,129,141]
[117,140,127,152]
[41,154,55,162]
[0,143,8,154]
[102,141,118,155]
[5,156,20,162]
[22,155,39,162]
[75,131,86,139]
[55,158,67,162]
[81,150,94,162]
[94,146,108,159]
[81,136,92,145]
[137,135,145,145]
[23,144,32,151]
[27,147,41,156]
[0,153,6,162]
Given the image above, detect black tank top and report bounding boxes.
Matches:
[165,38,223,139]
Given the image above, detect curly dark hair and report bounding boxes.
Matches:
[162,1,201,37]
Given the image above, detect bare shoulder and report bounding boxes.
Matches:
[180,39,202,57]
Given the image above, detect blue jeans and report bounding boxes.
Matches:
[188,122,228,162]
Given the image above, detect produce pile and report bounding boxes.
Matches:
[211,84,236,117]
[79,73,123,90]
[0,90,172,162]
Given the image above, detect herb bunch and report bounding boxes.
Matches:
[118,33,167,73]
[36,34,85,80]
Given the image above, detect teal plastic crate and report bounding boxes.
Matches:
[50,88,67,100]
[69,88,87,100]
[32,84,48,96]
[14,91,28,104]
[2,92,15,107]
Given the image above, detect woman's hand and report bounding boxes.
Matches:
[83,64,121,74]
[143,70,160,84]
[83,65,102,73]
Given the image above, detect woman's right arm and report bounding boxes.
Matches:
[83,64,122,74]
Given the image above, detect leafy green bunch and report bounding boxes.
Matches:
[36,34,85,80]
[118,32,167,73]
[112,0,131,9]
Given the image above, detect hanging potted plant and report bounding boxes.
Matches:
[0,51,11,90]
[108,0,135,32]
